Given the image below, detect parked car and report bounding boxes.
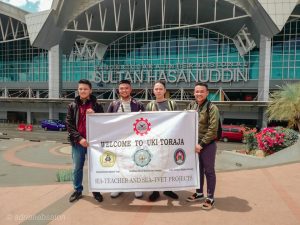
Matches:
[41,119,66,131]
[221,125,246,143]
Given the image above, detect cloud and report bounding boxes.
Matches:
[2,0,27,7]
[1,0,53,11]
[27,0,40,3]
[35,0,52,11]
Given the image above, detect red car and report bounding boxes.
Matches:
[221,125,246,143]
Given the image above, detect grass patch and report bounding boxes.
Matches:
[56,169,73,182]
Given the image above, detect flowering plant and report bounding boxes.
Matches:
[274,127,299,148]
[256,127,298,155]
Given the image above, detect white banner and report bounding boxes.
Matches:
[87,111,199,192]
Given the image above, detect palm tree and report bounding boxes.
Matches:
[267,82,300,132]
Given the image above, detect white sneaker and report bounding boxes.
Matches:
[134,191,143,198]
[110,192,121,198]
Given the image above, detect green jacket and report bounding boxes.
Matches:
[187,100,220,147]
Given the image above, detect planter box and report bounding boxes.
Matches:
[216,136,300,171]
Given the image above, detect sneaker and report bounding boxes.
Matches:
[163,191,178,199]
[69,191,82,202]
[201,198,215,210]
[186,193,204,202]
[134,191,143,198]
[93,192,103,202]
[149,191,160,202]
[110,192,122,198]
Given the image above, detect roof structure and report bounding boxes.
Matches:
[0,1,29,43]
[0,0,296,56]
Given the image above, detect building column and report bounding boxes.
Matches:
[27,109,32,124]
[49,103,59,120]
[28,87,32,99]
[112,88,116,99]
[35,90,40,98]
[145,87,148,100]
[4,87,8,98]
[257,35,271,128]
[180,88,184,101]
[48,45,62,99]
[48,45,62,120]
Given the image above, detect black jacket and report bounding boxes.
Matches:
[66,95,103,145]
[107,98,145,113]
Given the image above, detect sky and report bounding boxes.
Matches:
[0,0,53,12]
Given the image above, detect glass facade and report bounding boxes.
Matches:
[96,26,250,84]
[62,40,98,82]
[1,20,300,84]
[0,39,48,82]
[271,19,300,80]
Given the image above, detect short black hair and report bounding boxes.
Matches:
[154,80,166,88]
[78,79,92,89]
[195,82,208,90]
[119,79,131,85]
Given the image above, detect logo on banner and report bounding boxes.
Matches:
[100,151,116,167]
[133,118,151,136]
[133,148,152,167]
[174,148,186,165]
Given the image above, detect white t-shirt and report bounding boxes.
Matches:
[117,100,131,112]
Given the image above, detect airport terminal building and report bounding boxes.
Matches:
[1,0,300,127]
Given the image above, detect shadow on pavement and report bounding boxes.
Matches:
[79,192,251,213]
[213,196,252,212]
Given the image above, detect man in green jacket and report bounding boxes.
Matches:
[186,82,220,210]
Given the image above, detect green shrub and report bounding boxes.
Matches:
[243,128,258,151]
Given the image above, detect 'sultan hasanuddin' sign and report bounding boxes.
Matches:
[93,62,249,84]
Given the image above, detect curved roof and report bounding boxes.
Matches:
[25,0,300,54]
[0,1,28,23]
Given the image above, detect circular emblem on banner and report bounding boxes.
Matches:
[133,118,151,136]
[174,148,186,165]
[133,149,152,167]
[100,151,116,167]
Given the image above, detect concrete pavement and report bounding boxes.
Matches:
[0,138,300,225]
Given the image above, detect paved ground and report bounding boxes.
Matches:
[0,124,69,143]
[0,124,245,151]
[1,127,300,225]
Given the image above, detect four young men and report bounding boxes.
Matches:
[66,79,219,210]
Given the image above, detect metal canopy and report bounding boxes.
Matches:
[64,0,250,44]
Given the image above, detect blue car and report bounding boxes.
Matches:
[41,119,66,131]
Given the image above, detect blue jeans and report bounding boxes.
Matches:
[72,144,86,192]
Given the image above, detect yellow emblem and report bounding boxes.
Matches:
[100,151,116,167]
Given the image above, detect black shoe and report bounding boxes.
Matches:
[149,191,160,202]
[69,191,82,202]
[93,192,103,202]
[163,191,178,199]
[186,193,204,202]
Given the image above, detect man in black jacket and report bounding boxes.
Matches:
[66,79,104,203]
